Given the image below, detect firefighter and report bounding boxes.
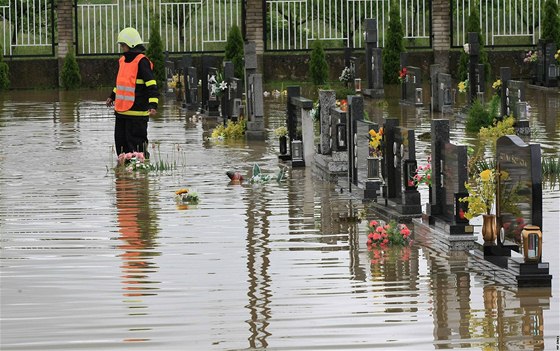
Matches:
[106,27,158,158]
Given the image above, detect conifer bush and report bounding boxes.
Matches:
[146,20,166,90]
[458,5,490,81]
[61,46,81,90]
[382,6,405,84]
[309,41,328,85]
[0,46,9,90]
[542,0,560,47]
[224,25,244,80]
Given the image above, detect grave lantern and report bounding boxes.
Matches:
[354,78,362,93]
[292,140,304,162]
[548,64,558,79]
[516,101,528,121]
[336,123,346,150]
[522,225,542,263]
[403,160,417,190]
[477,91,485,104]
[415,87,423,105]
[444,88,452,105]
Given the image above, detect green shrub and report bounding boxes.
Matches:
[382,5,405,84]
[465,98,493,133]
[224,25,244,80]
[458,5,490,81]
[60,47,81,90]
[309,41,328,85]
[542,0,560,47]
[0,47,9,90]
[146,19,165,90]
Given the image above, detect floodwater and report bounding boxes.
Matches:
[0,87,559,350]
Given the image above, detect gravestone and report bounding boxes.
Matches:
[229,77,242,120]
[356,120,379,199]
[467,32,480,104]
[427,119,473,234]
[500,67,529,132]
[221,61,235,121]
[246,73,265,140]
[476,63,486,94]
[496,135,542,249]
[430,65,452,113]
[404,66,423,106]
[244,41,257,87]
[347,95,364,190]
[201,56,212,111]
[319,90,336,155]
[206,66,220,116]
[536,40,558,87]
[283,86,301,160]
[180,55,192,106]
[186,66,198,110]
[164,58,175,95]
[331,108,347,152]
[363,19,384,98]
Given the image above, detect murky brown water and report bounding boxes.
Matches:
[1,88,558,350]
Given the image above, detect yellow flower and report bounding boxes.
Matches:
[458,81,467,93]
[492,79,502,89]
[175,188,189,195]
[369,129,377,137]
[500,170,509,180]
[480,169,492,182]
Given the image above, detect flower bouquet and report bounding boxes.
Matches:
[339,66,355,84]
[555,49,560,64]
[366,220,412,249]
[413,156,432,187]
[117,152,149,171]
[523,50,538,64]
[209,72,228,98]
[458,79,469,94]
[459,168,496,219]
[274,126,288,138]
[368,127,383,157]
[398,67,407,84]
[175,188,199,204]
[336,99,348,112]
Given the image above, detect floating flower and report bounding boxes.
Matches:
[175,188,189,195]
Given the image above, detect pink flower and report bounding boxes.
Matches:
[376,226,384,233]
[370,220,378,227]
[382,239,389,245]
[372,233,381,241]
[368,233,374,239]
[408,180,414,187]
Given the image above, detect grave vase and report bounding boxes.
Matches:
[481,214,497,242]
[279,136,288,155]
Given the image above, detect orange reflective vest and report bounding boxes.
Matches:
[114,54,153,113]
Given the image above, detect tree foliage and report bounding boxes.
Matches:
[60,47,81,90]
[146,19,166,90]
[0,46,9,90]
[224,25,244,80]
[458,4,490,81]
[542,0,560,47]
[382,6,404,84]
[309,40,328,85]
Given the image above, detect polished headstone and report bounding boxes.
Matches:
[319,90,336,155]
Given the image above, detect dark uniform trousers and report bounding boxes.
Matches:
[114,115,149,158]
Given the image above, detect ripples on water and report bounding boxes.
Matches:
[0,89,558,350]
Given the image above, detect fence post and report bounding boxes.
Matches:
[57,0,74,87]
[432,0,450,72]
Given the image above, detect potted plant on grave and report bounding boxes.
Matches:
[274,126,289,155]
[367,127,384,181]
[459,168,497,242]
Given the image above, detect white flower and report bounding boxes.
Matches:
[263,91,270,97]
[219,81,228,91]
[463,43,470,54]
[272,89,281,99]
[198,80,202,86]
[209,75,217,84]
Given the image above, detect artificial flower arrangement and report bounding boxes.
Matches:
[339,66,355,84]
[398,67,407,84]
[175,188,199,204]
[413,156,432,187]
[555,49,560,64]
[209,72,228,98]
[168,74,184,91]
[117,152,149,172]
[458,79,469,94]
[459,168,496,219]
[366,220,412,249]
[336,99,348,112]
[274,126,288,138]
[368,127,383,157]
[523,50,538,64]
[492,79,502,91]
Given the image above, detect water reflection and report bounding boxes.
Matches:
[115,173,161,342]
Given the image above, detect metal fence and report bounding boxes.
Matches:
[451,0,560,47]
[265,0,432,50]
[0,0,54,57]
[76,0,241,55]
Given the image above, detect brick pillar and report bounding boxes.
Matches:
[57,0,74,58]
[245,0,264,54]
[432,0,450,72]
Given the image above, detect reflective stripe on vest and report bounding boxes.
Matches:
[114,54,153,113]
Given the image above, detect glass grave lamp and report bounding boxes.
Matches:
[415,87,423,105]
[548,64,558,79]
[403,160,417,191]
[354,78,362,93]
[336,123,346,150]
[522,225,542,263]
[291,140,304,162]
[516,101,528,121]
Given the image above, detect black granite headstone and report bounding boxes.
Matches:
[468,32,480,104]
[496,135,542,249]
